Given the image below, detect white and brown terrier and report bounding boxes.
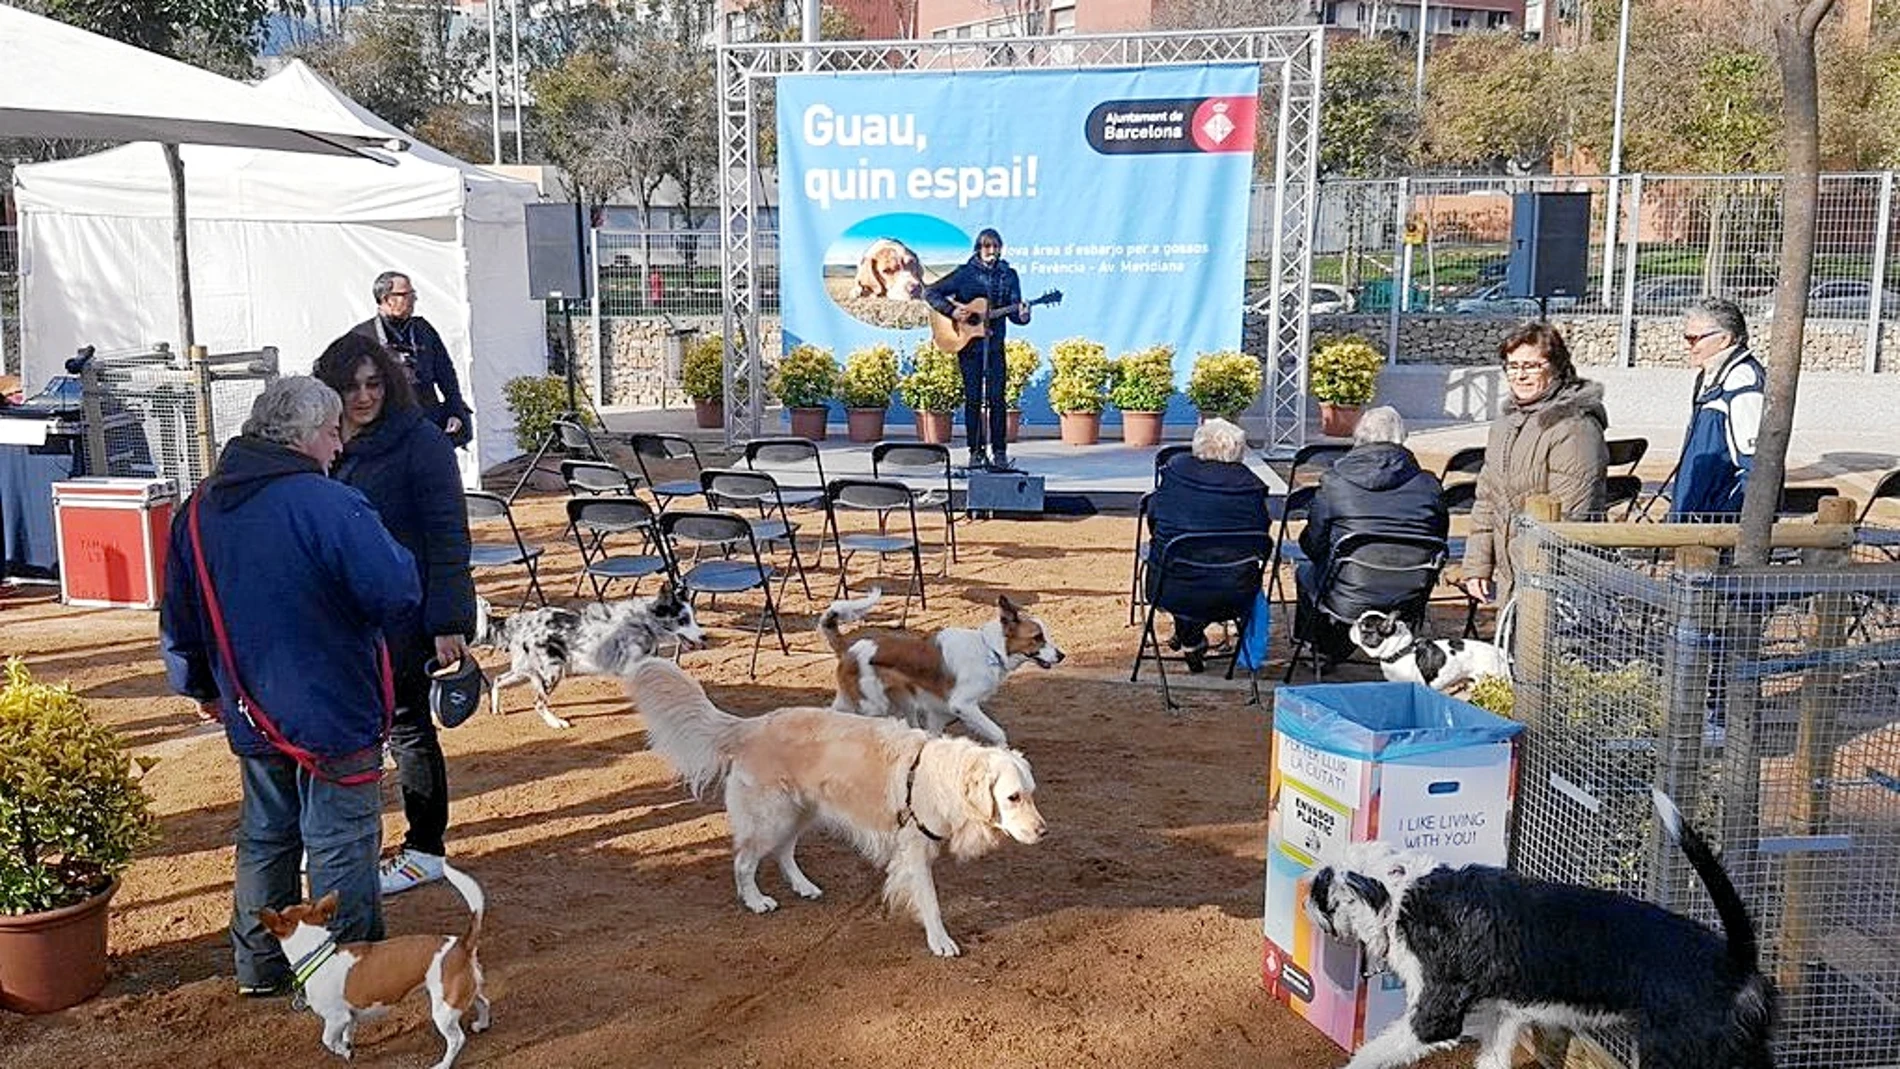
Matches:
[818,590,1064,746]
[258,863,490,1069]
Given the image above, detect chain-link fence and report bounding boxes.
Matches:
[79,347,278,493]
[2,224,19,378]
[1312,173,1900,373]
[1508,515,1900,1067]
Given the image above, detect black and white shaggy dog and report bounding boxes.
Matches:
[1348,609,1512,696]
[1305,790,1775,1069]
[473,585,706,729]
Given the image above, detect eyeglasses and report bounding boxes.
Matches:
[387,289,417,301]
[1503,361,1550,376]
[1683,329,1720,344]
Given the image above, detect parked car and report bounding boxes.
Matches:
[1783,279,1900,320]
[1245,283,1356,316]
[1628,274,1708,315]
[1449,282,1580,317]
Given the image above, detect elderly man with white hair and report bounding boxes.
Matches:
[1145,418,1271,671]
[1295,406,1448,662]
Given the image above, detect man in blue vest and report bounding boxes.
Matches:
[1669,296,1763,520]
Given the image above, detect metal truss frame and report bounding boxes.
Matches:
[717,27,1324,453]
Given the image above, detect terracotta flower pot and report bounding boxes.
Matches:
[1058,411,1101,446]
[1318,402,1363,439]
[1120,410,1164,447]
[1005,408,1022,443]
[914,410,954,444]
[0,880,117,1013]
[692,399,723,429]
[846,408,888,443]
[789,406,829,441]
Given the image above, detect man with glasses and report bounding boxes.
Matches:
[351,271,473,449]
[1669,296,1762,520]
[925,228,1031,474]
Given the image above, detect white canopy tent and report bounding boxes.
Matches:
[15,61,547,481]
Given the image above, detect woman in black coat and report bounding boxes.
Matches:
[314,332,474,897]
[1146,418,1270,670]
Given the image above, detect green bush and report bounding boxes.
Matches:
[680,332,726,403]
[1465,674,1516,719]
[502,376,598,455]
[900,343,964,413]
[1309,336,1385,407]
[1,660,157,915]
[1109,345,1176,412]
[772,344,840,409]
[1003,339,1042,409]
[1185,350,1264,417]
[1048,337,1113,415]
[839,344,900,409]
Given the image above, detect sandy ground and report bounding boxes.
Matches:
[0,474,1531,1069]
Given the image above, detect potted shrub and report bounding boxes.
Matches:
[1310,335,1385,438]
[900,343,962,445]
[501,376,601,490]
[840,344,900,443]
[1048,337,1113,446]
[680,332,726,429]
[1110,344,1176,447]
[1002,339,1041,444]
[772,343,840,441]
[0,659,157,1013]
[1185,350,1264,423]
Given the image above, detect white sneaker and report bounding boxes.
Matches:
[379,848,445,896]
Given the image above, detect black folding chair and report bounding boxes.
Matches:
[1129,489,1157,626]
[626,432,705,512]
[744,437,831,564]
[1152,443,1191,486]
[1780,485,1841,517]
[658,509,790,678]
[464,490,547,608]
[1288,443,1351,489]
[1605,474,1644,521]
[825,478,928,626]
[1266,485,1319,633]
[1285,531,1447,683]
[1605,437,1649,477]
[561,459,641,497]
[1438,446,1486,485]
[699,468,815,601]
[1434,482,1481,636]
[1131,530,1271,710]
[872,441,959,569]
[1856,468,1900,560]
[567,496,669,600]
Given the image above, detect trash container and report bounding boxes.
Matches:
[1261,681,1524,1052]
[52,477,178,609]
[662,320,699,406]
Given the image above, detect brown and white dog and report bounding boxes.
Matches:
[259,864,490,1069]
[818,590,1063,746]
[626,658,1045,957]
[854,237,925,300]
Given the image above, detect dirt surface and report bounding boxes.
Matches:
[0,491,1484,1069]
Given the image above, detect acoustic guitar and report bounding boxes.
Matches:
[928,289,1063,352]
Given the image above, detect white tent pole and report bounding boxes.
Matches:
[163,142,195,348]
[488,0,502,166]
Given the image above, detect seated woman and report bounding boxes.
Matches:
[1146,418,1270,672]
[1295,406,1448,660]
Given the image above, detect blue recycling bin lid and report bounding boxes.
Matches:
[1274,681,1523,761]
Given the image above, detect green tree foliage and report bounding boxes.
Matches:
[35,0,284,72]
[1422,34,1562,173]
[290,4,477,135]
[1319,37,1416,178]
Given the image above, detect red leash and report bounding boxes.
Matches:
[186,492,392,785]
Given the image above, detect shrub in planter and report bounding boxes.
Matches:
[1185,350,1264,419]
[900,343,964,414]
[1110,345,1176,413]
[1003,339,1042,410]
[772,344,840,410]
[840,344,901,410]
[1309,335,1385,408]
[680,332,726,404]
[1047,337,1112,415]
[502,375,599,455]
[1,659,157,1012]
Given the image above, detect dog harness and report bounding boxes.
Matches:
[899,745,946,842]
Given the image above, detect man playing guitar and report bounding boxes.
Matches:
[924,228,1031,473]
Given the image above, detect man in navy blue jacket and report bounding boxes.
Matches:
[160,376,421,997]
[1669,297,1762,520]
[351,271,474,448]
[925,228,1030,472]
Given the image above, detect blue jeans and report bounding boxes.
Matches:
[231,753,384,987]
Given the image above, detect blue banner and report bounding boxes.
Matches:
[776,63,1260,424]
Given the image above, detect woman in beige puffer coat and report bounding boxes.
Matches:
[1461,322,1610,606]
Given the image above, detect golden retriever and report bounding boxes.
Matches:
[854,237,925,300]
[626,659,1045,956]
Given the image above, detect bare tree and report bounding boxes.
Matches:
[1736,0,1839,567]
[1152,0,1310,29]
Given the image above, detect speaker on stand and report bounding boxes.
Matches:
[509,201,594,502]
[1505,191,1592,321]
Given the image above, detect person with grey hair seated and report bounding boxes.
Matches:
[1146,417,1270,671]
[160,376,422,997]
[1669,296,1762,519]
[1296,406,1448,661]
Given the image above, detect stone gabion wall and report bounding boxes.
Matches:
[561,314,783,407]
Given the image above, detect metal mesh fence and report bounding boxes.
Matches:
[2,224,18,377]
[595,228,780,318]
[1509,519,1900,1067]
[81,347,277,493]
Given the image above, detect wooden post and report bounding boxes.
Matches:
[190,344,215,483]
[163,143,195,350]
[1776,494,1857,992]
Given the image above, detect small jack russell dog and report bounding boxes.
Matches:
[258,863,490,1069]
[1348,609,1511,695]
[818,589,1063,746]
